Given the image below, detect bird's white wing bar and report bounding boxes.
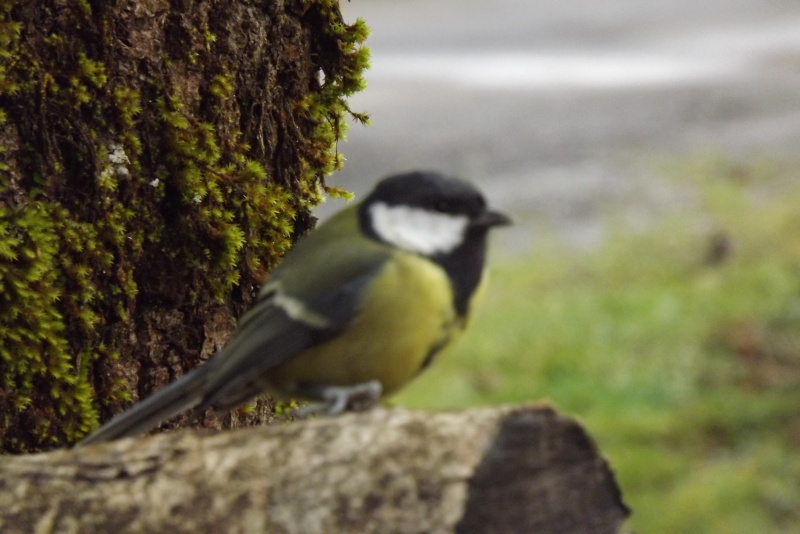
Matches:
[260,282,331,329]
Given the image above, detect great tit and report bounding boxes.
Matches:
[77,171,510,446]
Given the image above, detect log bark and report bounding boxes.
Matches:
[0,404,629,533]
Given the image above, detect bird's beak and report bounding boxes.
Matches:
[471,209,513,229]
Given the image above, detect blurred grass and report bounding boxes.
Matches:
[392,156,800,533]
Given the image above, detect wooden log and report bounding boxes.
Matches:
[0,405,629,533]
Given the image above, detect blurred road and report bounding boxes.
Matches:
[323,0,800,248]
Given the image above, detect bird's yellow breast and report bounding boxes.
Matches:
[268,252,484,398]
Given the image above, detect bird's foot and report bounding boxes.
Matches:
[291,380,383,418]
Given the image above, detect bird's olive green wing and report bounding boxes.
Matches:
[192,206,393,411]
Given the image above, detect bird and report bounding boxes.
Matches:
[76,171,511,446]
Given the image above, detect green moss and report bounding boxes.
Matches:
[112,87,143,159]
[298,4,370,200]
[0,204,98,450]
[77,52,107,88]
[209,74,233,99]
[0,1,22,95]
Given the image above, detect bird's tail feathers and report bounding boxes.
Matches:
[75,364,214,447]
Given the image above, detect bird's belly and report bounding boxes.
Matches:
[268,253,465,398]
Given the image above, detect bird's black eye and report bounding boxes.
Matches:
[434,199,451,212]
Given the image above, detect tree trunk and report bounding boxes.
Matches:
[0,405,630,533]
[0,0,368,452]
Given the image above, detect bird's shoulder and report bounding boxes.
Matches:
[260,205,393,325]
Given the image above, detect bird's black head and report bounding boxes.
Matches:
[366,171,487,219]
[359,171,511,256]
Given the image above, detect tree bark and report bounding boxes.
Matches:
[0,404,630,533]
[0,0,368,452]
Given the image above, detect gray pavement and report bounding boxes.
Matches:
[321,1,800,249]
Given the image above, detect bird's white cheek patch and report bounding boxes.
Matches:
[369,202,469,255]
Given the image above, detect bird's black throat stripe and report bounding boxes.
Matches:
[433,228,489,317]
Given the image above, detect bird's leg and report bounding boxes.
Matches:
[291,380,383,418]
